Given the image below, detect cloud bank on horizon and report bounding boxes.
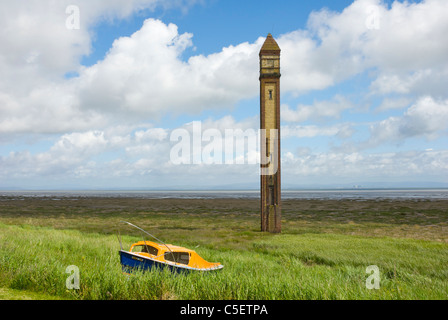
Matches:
[0,0,447,189]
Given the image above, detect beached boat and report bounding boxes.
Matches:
[118,222,223,273]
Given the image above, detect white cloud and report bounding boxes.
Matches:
[279,0,448,97]
[282,148,448,183]
[0,114,446,188]
[0,116,259,181]
[376,97,412,112]
[282,124,354,139]
[0,0,188,79]
[76,18,260,118]
[281,95,354,123]
[0,1,205,135]
[2,0,448,135]
[135,128,169,143]
[363,0,448,73]
[367,96,448,146]
[277,30,335,93]
[51,131,108,156]
[370,68,448,97]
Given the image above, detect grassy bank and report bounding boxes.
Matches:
[0,197,447,300]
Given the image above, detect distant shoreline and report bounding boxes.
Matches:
[1,188,448,201]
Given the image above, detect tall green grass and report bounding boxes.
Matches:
[0,223,446,300]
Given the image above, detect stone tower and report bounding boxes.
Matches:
[259,34,281,233]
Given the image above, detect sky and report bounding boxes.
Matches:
[0,0,447,190]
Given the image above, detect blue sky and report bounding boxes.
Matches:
[82,0,356,64]
[0,0,447,190]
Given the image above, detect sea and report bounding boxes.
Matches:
[1,189,448,201]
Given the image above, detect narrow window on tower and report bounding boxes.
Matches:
[269,186,275,205]
[269,90,273,100]
[266,138,270,158]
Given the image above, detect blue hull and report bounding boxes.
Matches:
[119,250,192,273]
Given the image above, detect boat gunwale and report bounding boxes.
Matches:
[120,250,224,271]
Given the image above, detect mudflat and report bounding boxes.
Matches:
[0,196,446,243]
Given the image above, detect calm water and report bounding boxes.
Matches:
[1,189,448,200]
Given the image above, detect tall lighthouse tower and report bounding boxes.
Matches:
[259,34,281,233]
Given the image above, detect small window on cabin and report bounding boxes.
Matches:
[164,252,190,265]
[269,90,273,100]
[132,245,158,256]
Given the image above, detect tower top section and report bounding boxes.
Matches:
[259,34,281,79]
[259,34,281,56]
